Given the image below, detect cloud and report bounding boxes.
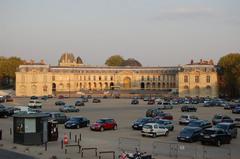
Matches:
[154,7,216,21]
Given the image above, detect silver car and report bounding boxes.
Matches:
[179,114,198,125]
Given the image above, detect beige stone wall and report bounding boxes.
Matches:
[178,65,218,98]
[15,65,179,97]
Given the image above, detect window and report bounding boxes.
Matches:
[141,76,144,81]
[52,76,55,81]
[158,76,160,81]
[110,76,113,81]
[93,76,96,81]
[153,76,155,81]
[25,118,36,133]
[147,76,150,81]
[99,76,101,81]
[184,75,188,83]
[195,76,200,83]
[206,75,210,83]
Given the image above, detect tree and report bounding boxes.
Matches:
[218,53,240,98]
[0,56,24,88]
[105,55,124,66]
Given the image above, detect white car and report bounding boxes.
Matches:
[28,100,42,109]
[141,123,169,138]
[14,106,39,114]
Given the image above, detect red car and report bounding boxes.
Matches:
[90,118,117,131]
[154,113,173,120]
[147,99,155,105]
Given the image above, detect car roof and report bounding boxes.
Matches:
[217,122,234,126]
[184,126,201,130]
[205,127,223,131]
[98,118,113,120]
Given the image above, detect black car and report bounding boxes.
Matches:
[181,105,197,112]
[64,116,90,129]
[200,128,232,146]
[177,127,202,142]
[232,107,240,114]
[132,117,155,130]
[75,100,85,106]
[0,104,14,117]
[55,101,65,106]
[212,114,234,125]
[146,108,163,117]
[41,96,48,100]
[46,112,68,124]
[215,123,238,138]
[92,98,101,103]
[131,99,139,105]
[30,96,38,100]
[188,120,212,129]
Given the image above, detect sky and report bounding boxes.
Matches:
[0,0,240,66]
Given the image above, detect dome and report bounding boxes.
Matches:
[76,56,83,64]
[59,53,75,63]
[121,58,142,67]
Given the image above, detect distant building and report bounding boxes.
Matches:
[15,54,218,97]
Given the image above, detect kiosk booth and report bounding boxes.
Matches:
[13,113,50,145]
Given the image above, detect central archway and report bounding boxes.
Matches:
[123,77,131,89]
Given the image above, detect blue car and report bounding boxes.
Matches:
[232,107,240,114]
[132,117,155,130]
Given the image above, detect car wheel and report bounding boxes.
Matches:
[142,134,145,137]
[217,140,221,147]
[165,131,169,136]
[100,127,104,132]
[113,125,117,130]
[152,133,157,138]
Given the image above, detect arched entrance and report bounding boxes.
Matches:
[140,82,145,90]
[123,77,131,89]
[52,83,56,94]
[110,82,114,90]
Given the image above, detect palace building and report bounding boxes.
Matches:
[15,53,218,97]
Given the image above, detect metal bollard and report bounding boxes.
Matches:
[69,132,71,140]
[79,133,81,141]
[45,142,47,151]
[61,140,63,149]
[0,129,2,140]
[10,128,12,135]
[75,135,77,143]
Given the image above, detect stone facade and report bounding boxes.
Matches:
[15,55,218,97]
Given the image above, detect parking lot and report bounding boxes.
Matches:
[0,97,240,159]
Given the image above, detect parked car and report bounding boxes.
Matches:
[181,105,197,112]
[92,98,101,103]
[46,112,68,124]
[80,97,89,102]
[224,103,238,110]
[157,101,173,109]
[0,104,15,117]
[55,101,65,106]
[30,96,38,100]
[90,118,117,131]
[200,128,232,146]
[232,107,240,114]
[58,95,65,99]
[146,108,163,117]
[41,96,48,100]
[64,116,90,129]
[155,119,174,131]
[131,99,139,105]
[177,127,202,142]
[188,120,212,129]
[14,106,40,114]
[5,95,14,102]
[132,117,155,130]
[59,105,80,113]
[212,114,233,125]
[235,117,240,128]
[141,123,169,138]
[179,114,198,125]
[75,100,85,106]
[215,123,237,138]
[147,99,155,105]
[154,112,173,120]
[28,100,42,109]
[0,96,5,103]
[143,97,150,101]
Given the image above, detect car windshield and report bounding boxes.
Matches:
[181,115,188,119]
[214,115,222,119]
[180,128,194,135]
[204,129,216,135]
[216,124,229,130]
[70,117,82,121]
[156,120,165,124]
[29,101,34,103]
[137,118,149,122]
[96,119,106,123]
[36,101,41,104]
[188,121,201,127]
[143,125,152,129]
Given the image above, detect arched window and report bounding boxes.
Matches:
[184,75,188,83]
